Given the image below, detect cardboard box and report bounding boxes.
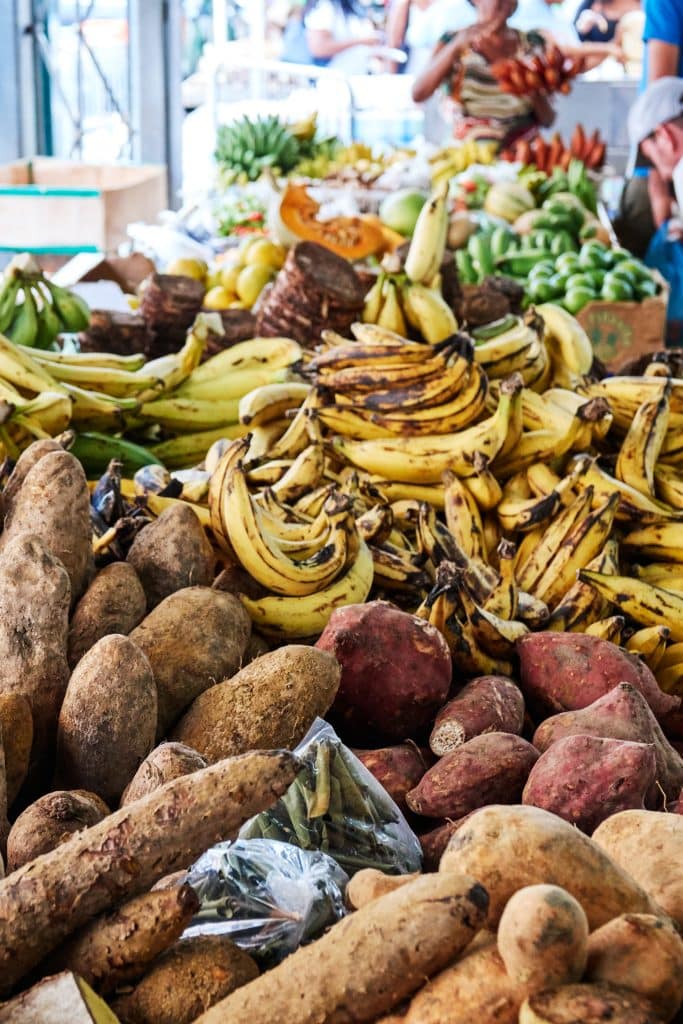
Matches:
[0,159,168,255]
[576,273,669,372]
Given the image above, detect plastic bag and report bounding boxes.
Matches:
[240,718,423,876]
[184,838,348,967]
[645,222,683,344]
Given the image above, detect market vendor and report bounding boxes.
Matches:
[411,0,556,148]
[629,76,683,224]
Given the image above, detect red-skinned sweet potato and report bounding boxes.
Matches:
[406,732,539,819]
[316,601,451,743]
[522,735,657,833]
[517,632,679,721]
[419,817,470,871]
[532,684,683,808]
[353,745,428,813]
[430,676,525,756]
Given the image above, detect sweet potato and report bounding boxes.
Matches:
[585,914,683,1022]
[407,733,539,819]
[353,744,428,813]
[439,804,660,928]
[130,587,251,737]
[430,676,525,756]
[0,438,64,515]
[120,742,207,806]
[419,818,468,871]
[111,936,259,1024]
[345,869,419,910]
[497,885,588,993]
[0,693,33,807]
[518,984,663,1024]
[0,749,298,995]
[7,789,109,871]
[68,562,147,668]
[522,735,657,833]
[0,971,119,1023]
[0,533,70,778]
[532,684,683,808]
[193,873,489,1024]
[592,810,683,926]
[316,600,451,743]
[56,634,157,804]
[402,933,527,1024]
[45,884,200,994]
[517,632,679,721]
[127,504,216,610]
[173,645,340,762]
[0,449,93,601]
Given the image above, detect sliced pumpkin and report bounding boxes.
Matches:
[279,183,384,260]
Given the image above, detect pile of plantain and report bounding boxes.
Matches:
[197,310,683,706]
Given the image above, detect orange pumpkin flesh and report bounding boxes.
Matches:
[279,184,384,260]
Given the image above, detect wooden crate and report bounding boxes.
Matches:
[0,159,167,255]
[576,272,670,372]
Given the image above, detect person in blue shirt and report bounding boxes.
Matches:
[614,0,683,254]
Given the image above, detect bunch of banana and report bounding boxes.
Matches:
[0,254,90,348]
[361,184,459,344]
[429,140,498,186]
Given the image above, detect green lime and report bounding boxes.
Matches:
[636,277,659,299]
[549,272,570,293]
[565,273,597,292]
[528,278,561,303]
[563,287,597,314]
[555,252,581,276]
[578,241,612,270]
[601,279,634,302]
[617,258,650,280]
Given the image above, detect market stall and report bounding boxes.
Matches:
[0,77,682,1024]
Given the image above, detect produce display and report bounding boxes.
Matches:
[491,45,581,97]
[503,126,607,172]
[0,125,682,1024]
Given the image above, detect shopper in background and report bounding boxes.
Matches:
[386,0,476,73]
[614,0,683,255]
[303,0,382,72]
[510,0,580,45]
[412,0,556,147]
[574,0,640,43]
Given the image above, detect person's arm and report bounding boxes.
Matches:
[528,91,556,128]
[412,33,465,102]
[648,39,680,80]
[306,27,379,58]
[386,0,411,50]
[648,167,674,227]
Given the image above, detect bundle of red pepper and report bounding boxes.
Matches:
[502,126,607,173]
[491,45,581,97]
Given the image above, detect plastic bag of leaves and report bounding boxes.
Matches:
[239,718,422,876]
[184,838,348,967]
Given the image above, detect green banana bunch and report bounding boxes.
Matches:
[45,281,91,333]
[6,286,39,348]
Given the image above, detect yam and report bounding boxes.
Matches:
[353,744,428,813]
[585,914,683,1022]
[193,873,489,1024]
[407,733,539,819]
[592,810,683,926]
[7,789,109,872]
[242,631,269,665]
[130,587,251,737]
[45,884,200,994]
[517,632,679,721]
[0,749,299,995]
[0,693,33,806]
[497,885,588,993]
[522,735,657,833]
[345,869,419,910]
[120,742,207,806]
[0,730,7,862]
[316,600,451,743]
[173,645,340,762]
[439,804,660,929]
[0,438,64,515]
[126,504,216,609]
[402,934,527,1024]
[430,676,525,756]
[56,634,157,805]
[0,971,119,1023]
[0,449,93,601]
[111,936,259,1024]
[68,562,147,668]
[532,684,683,808]
[518,984,663,1024]
[0,533,70,776]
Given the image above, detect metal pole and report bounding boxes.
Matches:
[213,0,228,47]
[0,0,23,163]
